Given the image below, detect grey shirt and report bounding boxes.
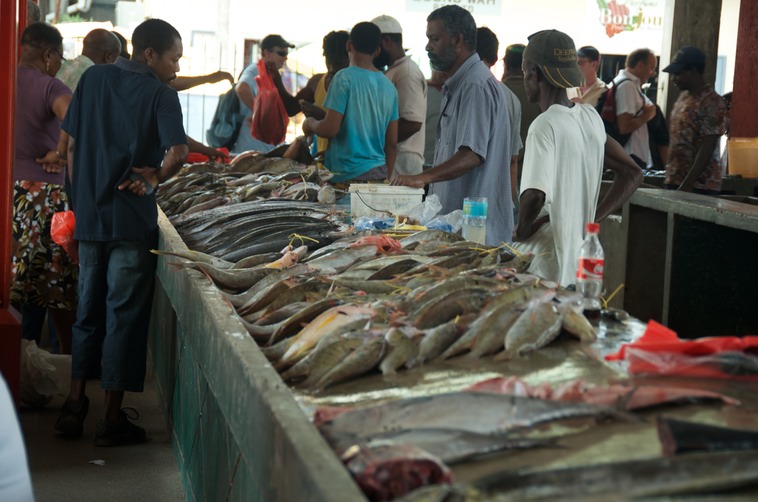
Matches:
[429,53,513,245]
[501,82,523,158]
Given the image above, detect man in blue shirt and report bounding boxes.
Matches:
[302,22,398,182]
[392,5,513,246]
[57,18,189,446]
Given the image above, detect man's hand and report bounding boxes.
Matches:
[390,174,426,189]
[302,117,316,137]
[212,71,235,85]
[118,166,159,196]
[300,100,326,120]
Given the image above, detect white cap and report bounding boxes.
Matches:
[371,15,402,34]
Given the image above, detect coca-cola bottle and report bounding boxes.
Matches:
[576,222,604,318]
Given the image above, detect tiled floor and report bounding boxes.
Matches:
[18,376,185,502]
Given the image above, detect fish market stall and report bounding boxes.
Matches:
[149,156,758,501]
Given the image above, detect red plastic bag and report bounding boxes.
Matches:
[251,59,288,145]
[606,320,758,379]
[50,210,78,262]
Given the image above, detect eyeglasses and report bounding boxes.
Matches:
[51,48,66,61]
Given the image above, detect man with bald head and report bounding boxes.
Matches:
[57,28,121,91]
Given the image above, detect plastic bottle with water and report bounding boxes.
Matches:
[462,197,487,244]
[576,222,604,318]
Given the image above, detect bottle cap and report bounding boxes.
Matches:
[585,222,599,233]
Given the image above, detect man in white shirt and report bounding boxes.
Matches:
[372,15,427,176]
[613,48,657,167]
[514,29,642,286]
[577,45,606,107]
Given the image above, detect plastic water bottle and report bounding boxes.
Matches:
[576,222,604,318]
[462,197,487,244]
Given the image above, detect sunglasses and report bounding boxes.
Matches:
[272,50,288,58]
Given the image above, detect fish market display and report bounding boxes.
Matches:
[159,155,754,502]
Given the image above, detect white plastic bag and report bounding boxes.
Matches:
[405,194,443,225]
[19,340,71,407]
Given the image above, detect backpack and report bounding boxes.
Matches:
[595,78,632,146]
[206,83,243,149]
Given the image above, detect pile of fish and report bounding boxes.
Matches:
[167,199,344,261]
[158,228,602,391]
[157,150,336,217]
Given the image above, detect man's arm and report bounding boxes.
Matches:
[302,109,343,139]
[595,135,643,222]
[236,82,255,111]
[617,105,656,135]
[118,144,190,196]
[677,135,720,192]
[187,136,229,161]
[385,120,398,179]
[171,71,235,92]
[397,118,422,143]
[266,63,318,116]
[513,188,548,241]
[615,82,656,135]
[510,155,519,202]
[390,148,481,188]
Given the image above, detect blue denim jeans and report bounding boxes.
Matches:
[72,240,156,392]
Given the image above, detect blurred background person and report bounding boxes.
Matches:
[577,45,606,106]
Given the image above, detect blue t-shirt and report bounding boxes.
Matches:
[62,57,187,242]
[323,67,398,182]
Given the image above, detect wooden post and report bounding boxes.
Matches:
[658,0,723,117]
[0,1,23,401]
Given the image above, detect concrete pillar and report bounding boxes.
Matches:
[730,0,758,137]
[658,0,723,117]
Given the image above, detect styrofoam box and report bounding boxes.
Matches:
[348,183,425,219]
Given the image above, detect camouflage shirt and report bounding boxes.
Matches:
[665,87,727,192]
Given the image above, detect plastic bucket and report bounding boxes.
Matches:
[727,138,758,178]
[348,183,425,219]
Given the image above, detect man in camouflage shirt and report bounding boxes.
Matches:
[663,46,728,194]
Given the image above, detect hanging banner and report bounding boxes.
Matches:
[406,0,503,17]
[595,0,664,38]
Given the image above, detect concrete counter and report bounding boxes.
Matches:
[622,189,758,338]
[149,211,365,501]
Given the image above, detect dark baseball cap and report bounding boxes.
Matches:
[523,29,584,89]
[261,34,294,51]
[662,46,705,74]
